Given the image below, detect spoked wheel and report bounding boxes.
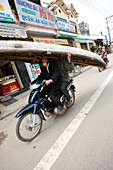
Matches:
[98,67,102,72]
[16,112,42,142]
[98,66,106,72]
[68,88,75,108]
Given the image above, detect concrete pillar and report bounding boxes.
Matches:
[86,43,90,50]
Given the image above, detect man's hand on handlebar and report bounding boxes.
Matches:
[45,79,53,86]
[45,80,51,86]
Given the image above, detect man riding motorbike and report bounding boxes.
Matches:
[98,46,109,64]
[30,57,65,114]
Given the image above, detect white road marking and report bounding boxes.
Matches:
[33,71,113,170]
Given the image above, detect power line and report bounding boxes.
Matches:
[77,0,108,16]
[84,0,111,16]
[92,0,111,15]
[78,0,107,16]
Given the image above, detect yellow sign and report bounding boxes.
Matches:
[0,4,4,11]
[10,85,17,91]
[33,38,68,45]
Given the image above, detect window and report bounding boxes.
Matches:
[57,17,66,23]
[70,21,76,26]
[59,9,61,13]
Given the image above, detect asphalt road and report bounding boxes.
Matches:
[0,54,113,170]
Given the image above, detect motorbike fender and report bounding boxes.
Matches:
[15,104,46,121]
[71,85,76,92]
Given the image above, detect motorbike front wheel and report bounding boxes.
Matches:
[98,67,102,72]
[98,66,106,72]
[16,112,42,142]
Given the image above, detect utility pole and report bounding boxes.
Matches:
[106,15,113,45]
[100,31,108,45]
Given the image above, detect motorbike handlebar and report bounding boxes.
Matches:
[40,81,45,86]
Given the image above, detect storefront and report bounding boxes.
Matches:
[0,60,31,95]
[0,22,29,95]
[73,37,93,50]
[0,0,31,96]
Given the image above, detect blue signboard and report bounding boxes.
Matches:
[14,0,57,29]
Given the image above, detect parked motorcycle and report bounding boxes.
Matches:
[15,79,76,142]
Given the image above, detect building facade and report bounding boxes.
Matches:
[48,0,81,48]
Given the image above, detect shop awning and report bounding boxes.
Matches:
[59,31,78,38]
[26,30,57,36]
[73,38,93,43]
[0,23,27,38]
[58,31,93,43]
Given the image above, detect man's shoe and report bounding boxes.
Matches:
[59,105,66,115]
[66,101,72,108]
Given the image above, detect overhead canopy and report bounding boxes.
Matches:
[0,40,106,68]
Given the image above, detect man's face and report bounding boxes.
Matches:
[42,58,48,63]
[99,48,102,51]
[42,58,48,67]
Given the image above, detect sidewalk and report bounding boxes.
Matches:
[69,65,92,77]
[0,66,91,120]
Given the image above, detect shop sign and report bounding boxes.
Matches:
[74,38,88,43]
[74,38,93,43]
[14,0,57,29]
[33,38,68,45]
[0,0,14,22]
[0,25,27,38]
[58,21,75,33]
[0,81,20,95]
[30,64,41,79]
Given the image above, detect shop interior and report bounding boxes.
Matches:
[0,60,20,96]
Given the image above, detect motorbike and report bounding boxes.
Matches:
[98,55,108,72]
[15,79,76,142]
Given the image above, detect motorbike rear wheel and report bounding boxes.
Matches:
[68,88,75,108]
[16,112,42,142]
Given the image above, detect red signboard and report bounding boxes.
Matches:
[0,80,20,95]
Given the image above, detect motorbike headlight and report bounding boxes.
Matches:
[30,84,40,90]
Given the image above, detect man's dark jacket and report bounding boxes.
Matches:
[31,61,62,97]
